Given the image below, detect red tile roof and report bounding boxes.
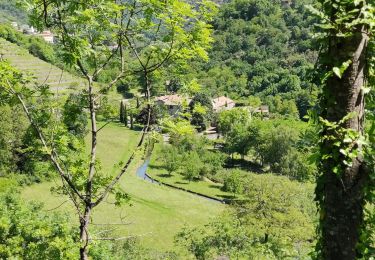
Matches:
[212,96,235,110]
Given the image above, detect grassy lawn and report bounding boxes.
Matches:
[21,122,225,253]
[147,143,236,200]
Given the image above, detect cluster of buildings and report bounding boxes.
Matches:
[10,22,54,44]
[155,94,269,116]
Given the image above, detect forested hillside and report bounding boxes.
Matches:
[0,0,373,259]
[197,0,317,98]
[198,0,318,121]
[0,1,27,24]
[142,0,318,118]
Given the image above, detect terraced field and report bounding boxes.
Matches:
[0,37,85,94]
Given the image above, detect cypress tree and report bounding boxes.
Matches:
[119,101,124,123]
[130,112,133,130]
[124,104,128,127]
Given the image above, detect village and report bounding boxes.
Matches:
[9,21,54,43]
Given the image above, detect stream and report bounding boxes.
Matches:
[136,157,159,184]
[135,158,225,204]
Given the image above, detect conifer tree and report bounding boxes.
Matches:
[124,104,128,127]
[119,101,124,123]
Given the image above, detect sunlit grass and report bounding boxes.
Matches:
[21,122,225,253]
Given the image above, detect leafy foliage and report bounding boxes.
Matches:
[0,189,78,259]
[0,1,28,24]
[189,0,318,100]
[177,173,316,259]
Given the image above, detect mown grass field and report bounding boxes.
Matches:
[21,122,225,253]
[147,143,236,200]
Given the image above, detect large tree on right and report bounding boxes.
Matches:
[313,0,374,259]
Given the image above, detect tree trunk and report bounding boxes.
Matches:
[79,205,92,260]
[320,26,369,259]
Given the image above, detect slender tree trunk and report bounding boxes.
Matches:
[79,77,97,260]
[79,205,92,260]
[320,26,369,259]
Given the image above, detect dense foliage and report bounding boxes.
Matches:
[177,173,316,259]
[0,1,27,24]
[0,180,77,259]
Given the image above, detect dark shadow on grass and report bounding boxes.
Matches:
[157,173,172,178]
[217,194,236,200]
[148,164,165,170]
[224,158,263,173]
[175,181,189,185]
[209,184,223,190]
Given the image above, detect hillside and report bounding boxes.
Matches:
[0,1,27,24]
[0,37,86,93]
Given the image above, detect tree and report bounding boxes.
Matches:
[6,1,217,258]
[182,151,203,182]
[262,124,299,171]
[124,104,128,127]
[225,123,252,159]
[189,92,214,131]
[160,145,180,176]
[217,108,250,136]
[63,93,88,138]
[222,169,243,196]
[0,189,77,259]
[187,0,317,98]
[177,173,316,259]
[0,102,29,178]
[119,101,124,124]
[311,0,374,258]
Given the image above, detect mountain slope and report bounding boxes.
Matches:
[0,38,85,93]
[0,1,27,24]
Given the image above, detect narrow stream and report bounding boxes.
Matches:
[135,158,225,204]
[136,157,160,184]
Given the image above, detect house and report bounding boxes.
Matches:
[281,0,292,7]
[22,25,35,35]
[10,22,18,29]
[39,30,54,44]
[254,105,270,115]
[212,96,236,112]
[155,94,189,116]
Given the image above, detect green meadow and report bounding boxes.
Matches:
[21,122,225,253]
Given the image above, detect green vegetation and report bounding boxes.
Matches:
[0,188,77,259]
[20,122,224,255]
[177,173,316,259]
[310,0,375,258]
[0,1,27,24]
[0,24,57,63]
[148,143,232,200]
[0,0,373,258]
[0,37,85,94]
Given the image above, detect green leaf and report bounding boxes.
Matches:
[333,60,352,79]
[333,67,342,78]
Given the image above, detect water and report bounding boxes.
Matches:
[135,158,225,204]
[136,157,160,184]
